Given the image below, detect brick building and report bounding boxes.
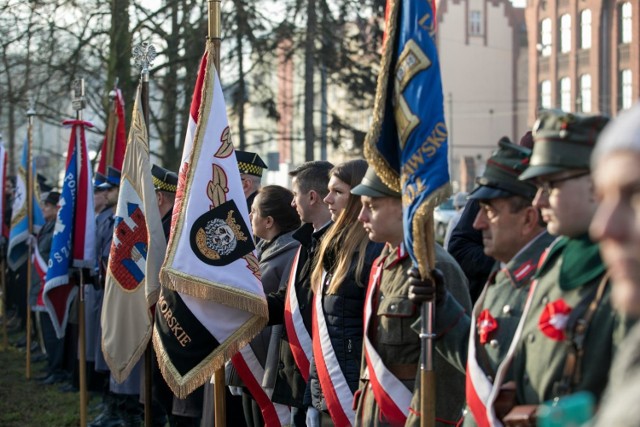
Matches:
[525,0,640,123]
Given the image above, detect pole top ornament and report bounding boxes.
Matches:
[133,42,156,76]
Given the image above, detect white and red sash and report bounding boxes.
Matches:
[312,271,356,426]
[362,246,412,424]
[284,247,313,380]
[32,245,48,311]
[231,346,291,427]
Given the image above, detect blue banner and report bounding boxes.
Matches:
[7,138,44,270]
[365,0,450,270]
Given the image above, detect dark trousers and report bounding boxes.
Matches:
[39,311,65,374]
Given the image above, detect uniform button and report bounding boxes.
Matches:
[300,303,306,310]
[489,339,499,348]
[541,296,549,305]
[380,295,385,300]
[279,362,285,369]
[528,334,535,343]
[389,304,396,311]
[502,305,511,315]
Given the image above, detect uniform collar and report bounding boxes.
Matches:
[383,242,409,269]
[498,231,554,289]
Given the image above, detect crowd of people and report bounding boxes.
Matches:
[3,103,640,427]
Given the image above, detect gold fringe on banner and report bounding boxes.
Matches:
[363,0,402,192]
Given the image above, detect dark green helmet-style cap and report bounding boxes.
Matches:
[351,166,401,198]
[470,137,537,201]
[519,110,609,181]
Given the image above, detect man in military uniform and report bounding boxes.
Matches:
[351,167,471,427]
[489,110,632,421]
[410,139,554,426]
[236,150,268,211]
[589,102,640,426]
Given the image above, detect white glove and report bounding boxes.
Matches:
[26,235,37,247]
[228,386,243,396]
[306,407,320,427]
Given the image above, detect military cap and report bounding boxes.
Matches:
[592,102,640,165]
[470,138,537,201]
[37,174,53,193]
[97,166,121,189]
[94,172,107,189]
[236,150,268,177]
[351,166,401,198]
[43,191,60,206]
[519,110,609,181]
[152,164,178,193]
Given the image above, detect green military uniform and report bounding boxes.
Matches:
[354,243,472,426]
[431,140,555,426]
[511,110,634,413]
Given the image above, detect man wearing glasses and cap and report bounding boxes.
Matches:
[410,139,553,426]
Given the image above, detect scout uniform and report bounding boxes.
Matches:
[351,170,472,427]
[236,150,268,211]
[433,141,555,426]
[509,111,631,414]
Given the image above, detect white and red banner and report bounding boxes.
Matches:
[153,41,267,398]
[101,84,166,383]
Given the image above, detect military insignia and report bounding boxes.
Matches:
[477,309,497,345]
[538,299,572,341]
[189,199,255,266]
[513,260,535,282]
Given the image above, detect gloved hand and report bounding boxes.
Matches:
[305,406,320,427]
[407,267,446,305]
[26,234,37,247]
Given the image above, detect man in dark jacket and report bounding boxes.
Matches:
[266,160,333,426]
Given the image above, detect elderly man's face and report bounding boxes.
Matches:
[590,151,640,317]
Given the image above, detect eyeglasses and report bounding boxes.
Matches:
[536,171,590,195]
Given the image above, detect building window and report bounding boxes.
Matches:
[540,18,552,56]
[560,77,571,111]
[620,2,633,44]
[469,10,483,36]
[620,69,633,110]
[560,14,572,53]
[541,80,552,109]
[580,10,592,49]
[580,74,592,113]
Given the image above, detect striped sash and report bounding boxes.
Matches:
[312,271,356,426]
[284,247,312,380]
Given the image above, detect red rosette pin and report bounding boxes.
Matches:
[477,309,498,345]
[538,299,572,341]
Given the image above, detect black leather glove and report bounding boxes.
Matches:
[407,267,446,305]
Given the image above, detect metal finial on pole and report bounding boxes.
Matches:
[133,41,155,427]
[133,42,157,83]
[72,77,89,427]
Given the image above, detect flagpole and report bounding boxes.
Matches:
[25,101,36,379]
[72,78,89,427]
[207,1,226,425]
[0,134,6,351]
[105,79,119,170]
[133,41,157,427]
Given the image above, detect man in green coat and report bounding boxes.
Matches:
[411,138,554,426]
[507,110,632,418]
[351,167,471,426]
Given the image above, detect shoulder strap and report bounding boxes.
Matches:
[554,272,609,397]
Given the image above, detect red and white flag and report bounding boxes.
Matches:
[101,84,166,383]
[97,87,126,174]
[153,41,267,398]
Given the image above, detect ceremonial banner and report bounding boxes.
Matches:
[7,139,44,270]
[97,88,126,174]
[43,120,96,338]
[102,85,166,383]
[364,0,450,272]
[153,41,267,398]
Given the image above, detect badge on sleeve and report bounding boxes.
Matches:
[538,299,572,341]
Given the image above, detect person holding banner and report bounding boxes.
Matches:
[305,159,383,426]
[266,160,333,426]
[351,167,471,427]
